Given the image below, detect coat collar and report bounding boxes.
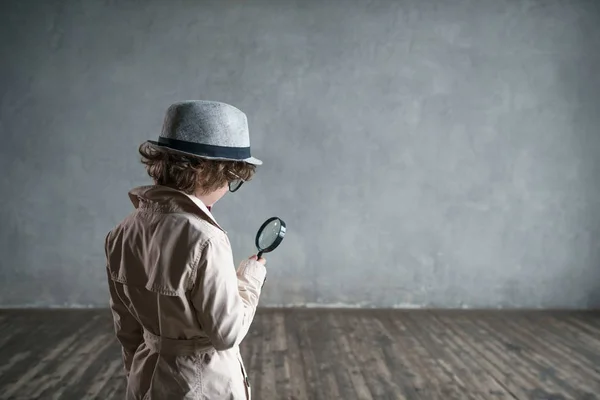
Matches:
[128,185,225,232]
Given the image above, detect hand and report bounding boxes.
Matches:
[249,254,266,265]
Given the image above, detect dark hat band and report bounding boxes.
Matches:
[157,136,251,160]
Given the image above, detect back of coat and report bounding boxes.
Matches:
[104,185,265,400]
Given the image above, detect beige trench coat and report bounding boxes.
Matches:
[104,185,266,400]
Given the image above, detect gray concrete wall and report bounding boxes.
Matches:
[1,0,599,309]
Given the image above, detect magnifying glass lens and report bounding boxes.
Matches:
[255,217,286,259]
[258,220,281,249]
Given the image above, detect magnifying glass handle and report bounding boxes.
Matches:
[257,250,264,259]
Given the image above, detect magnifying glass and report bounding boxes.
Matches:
[255,217,286,259]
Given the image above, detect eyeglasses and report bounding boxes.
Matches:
[228,172,245,193]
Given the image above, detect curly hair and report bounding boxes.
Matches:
[139,142,256,195]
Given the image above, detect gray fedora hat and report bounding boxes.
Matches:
[146,100,262,165]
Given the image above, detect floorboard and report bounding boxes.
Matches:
[0,309,599,400]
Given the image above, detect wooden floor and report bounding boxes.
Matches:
[0,310,599,400]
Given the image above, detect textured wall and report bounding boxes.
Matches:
[1,0,599,308]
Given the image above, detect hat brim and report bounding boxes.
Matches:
[145,140,263,166]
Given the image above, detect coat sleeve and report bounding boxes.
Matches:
[105,233,143,376]
[191,234,267,351]
[107,276,143,376]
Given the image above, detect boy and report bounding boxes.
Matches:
[104,100,267,399]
